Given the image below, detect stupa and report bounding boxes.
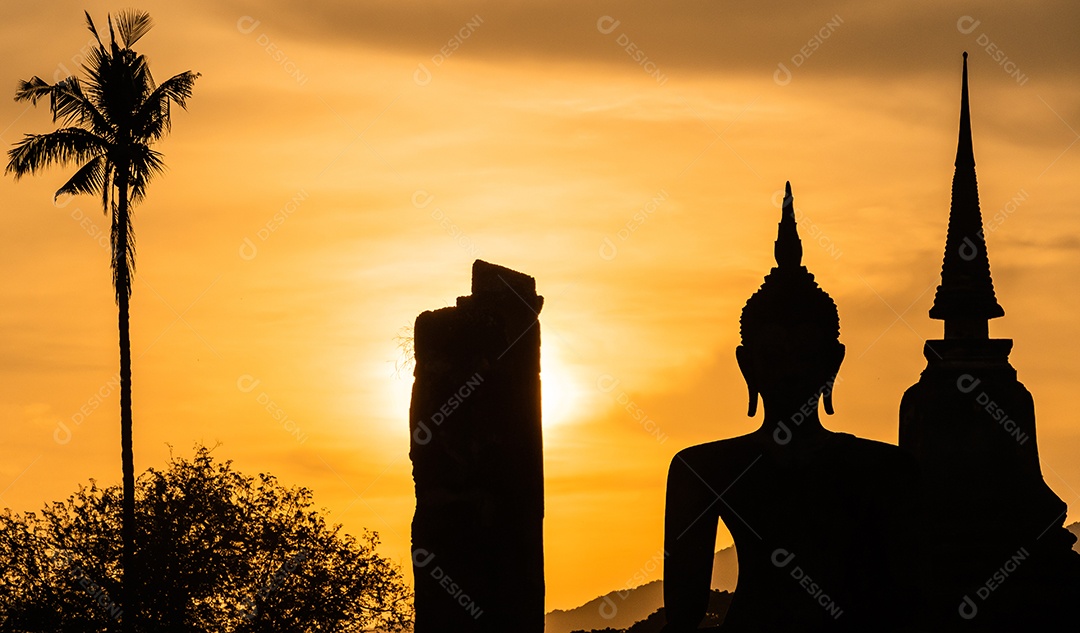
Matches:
[899,53,1080,629]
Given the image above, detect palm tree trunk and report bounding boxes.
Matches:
[117,175,136,633]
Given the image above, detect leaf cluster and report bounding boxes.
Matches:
[0,445,414,632]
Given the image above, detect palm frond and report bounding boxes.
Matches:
[155,71,198,110]
[55,155,108,203]
[14,77,54,105]
[107,15,117,51]
[115,10,154,48]
[15,76,110,134]
[128,145,166,203]
[50,78,111,133]
[127,51,157,101]
[78,44,109,111]
[5,128,107,179]
[47,77,86,123]
[134,71,200,140]
[83,11,103,49]
[103,162,114,213]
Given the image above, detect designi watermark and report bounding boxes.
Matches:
[599,549,667,619]
[598,189,669,261]
[412,373,485,445]
[414,15,484,86]
[596,374,668,444]
[51,550,123,620]
[773,376,843,445]
[237,16,309,86]
[237,375,309,444]
[241,549,309,622]
[956,374,1029,445]
[412,190,482,258]
[774,15,844,86]
[770,188,842,260]
[957,188,1029,262]
[413,548,484,619]
[958,546,1029,619]
[54,373,121,445]
[597,16,668,86]
[957,17,1029,86]
[772,547,844,620]
[239,189,309,261]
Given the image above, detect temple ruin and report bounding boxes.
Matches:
[409,260,545,632]
[899,52,1080,629]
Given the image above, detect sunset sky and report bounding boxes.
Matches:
[2,1,1080,612]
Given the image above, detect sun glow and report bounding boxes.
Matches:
[541,342,588,430]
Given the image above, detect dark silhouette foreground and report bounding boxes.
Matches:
[0,445,412,632]
[410,260,545,632]
[661,184,918,632]
[662,54,1080,631]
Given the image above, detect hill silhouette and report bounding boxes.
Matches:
[546,547,736,633]
[568,590,731,633]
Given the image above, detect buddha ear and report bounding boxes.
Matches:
[735,345,758,417]
[822,343,845,415]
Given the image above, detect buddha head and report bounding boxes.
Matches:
[736,183,844,418]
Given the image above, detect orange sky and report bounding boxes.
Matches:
[1,0,1080,612]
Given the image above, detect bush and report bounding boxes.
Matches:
[0,445,413,632]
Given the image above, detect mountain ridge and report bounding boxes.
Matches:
[546,546,736,633]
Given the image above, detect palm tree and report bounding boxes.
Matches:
[6,11,198,632]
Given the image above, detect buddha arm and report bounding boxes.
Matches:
[663,451,717,631]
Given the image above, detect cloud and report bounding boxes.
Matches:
[209,0,1080,84]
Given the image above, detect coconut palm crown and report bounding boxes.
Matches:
[7,10,198,297]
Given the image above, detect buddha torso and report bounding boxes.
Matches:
[670,429,918,632]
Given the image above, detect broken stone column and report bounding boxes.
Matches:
[409,259,545,633]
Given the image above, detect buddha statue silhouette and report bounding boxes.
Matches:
[662,184,919,632]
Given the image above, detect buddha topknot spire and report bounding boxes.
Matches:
[929,52,1005,338]
[774,181,803,268]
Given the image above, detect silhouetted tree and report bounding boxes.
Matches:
[0,445,413,632]
[5,11,199,631]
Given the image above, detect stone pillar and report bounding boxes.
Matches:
[409,259,544,632]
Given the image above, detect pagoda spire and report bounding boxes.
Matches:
[774,181,803,269]
[928,52,1004,338]
[955,52,975,169]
